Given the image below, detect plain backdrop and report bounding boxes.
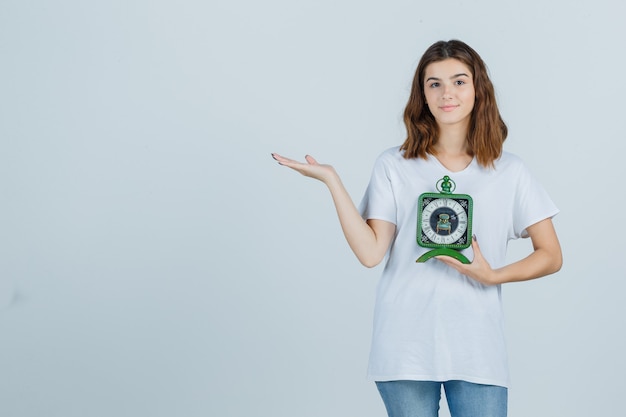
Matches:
[1,0,624,416]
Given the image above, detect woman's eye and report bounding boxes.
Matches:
[455,80,465,85]
[429,82,440,88]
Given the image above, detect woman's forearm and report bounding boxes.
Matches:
[325,174,395,268]
[492,246,562,284]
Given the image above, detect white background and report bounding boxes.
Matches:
[1,0,624,416]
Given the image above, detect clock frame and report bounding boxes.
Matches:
[416,176,473,264]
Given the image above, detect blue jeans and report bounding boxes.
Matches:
[376,380,507,417]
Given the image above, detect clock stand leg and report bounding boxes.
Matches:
[416,248,471,264]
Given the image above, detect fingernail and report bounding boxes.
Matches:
[473,234,477,242]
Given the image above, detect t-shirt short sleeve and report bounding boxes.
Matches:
[512,162,559,238]
[359,153,397,225]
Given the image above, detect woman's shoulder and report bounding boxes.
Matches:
[494,151,526,170]
[370,146,404,167]
[377,146,403,159]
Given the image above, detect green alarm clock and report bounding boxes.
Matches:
[416,176,473,264]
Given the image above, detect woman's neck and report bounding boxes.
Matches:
[435,127,469,154]
[432,125,472,172]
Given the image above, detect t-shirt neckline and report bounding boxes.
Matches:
[428,154,477,174]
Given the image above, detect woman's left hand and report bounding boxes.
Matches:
[437,219,562,285]
[435,236,499,285]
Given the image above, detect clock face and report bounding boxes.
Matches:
[417,193,473,249]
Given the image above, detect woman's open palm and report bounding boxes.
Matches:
[271,153,337,184]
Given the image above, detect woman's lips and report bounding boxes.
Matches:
[440,105,459,112]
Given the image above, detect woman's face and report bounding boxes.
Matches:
[423,58,475,130]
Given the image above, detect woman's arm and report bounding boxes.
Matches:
[436,218,562,285]
[272,153,396,267]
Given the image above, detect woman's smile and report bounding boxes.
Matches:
[440,104,460,112]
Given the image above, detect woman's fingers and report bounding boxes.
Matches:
[304,155,318,165]
[271,154,308,172]
[272,153,312,167]
[271,153,299,165]
[470,235,481,259]
[272,153,334,182]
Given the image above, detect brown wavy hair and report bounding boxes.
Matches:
[400,40,507,168]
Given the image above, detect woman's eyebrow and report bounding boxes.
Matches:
[425,73,470,82]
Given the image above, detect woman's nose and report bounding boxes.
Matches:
[442,84,453,99]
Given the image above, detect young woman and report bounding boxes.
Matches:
[272,40,562,417]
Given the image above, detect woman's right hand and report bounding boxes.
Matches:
[271,153,338,184]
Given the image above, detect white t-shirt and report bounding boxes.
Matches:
[359,146,559,388]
